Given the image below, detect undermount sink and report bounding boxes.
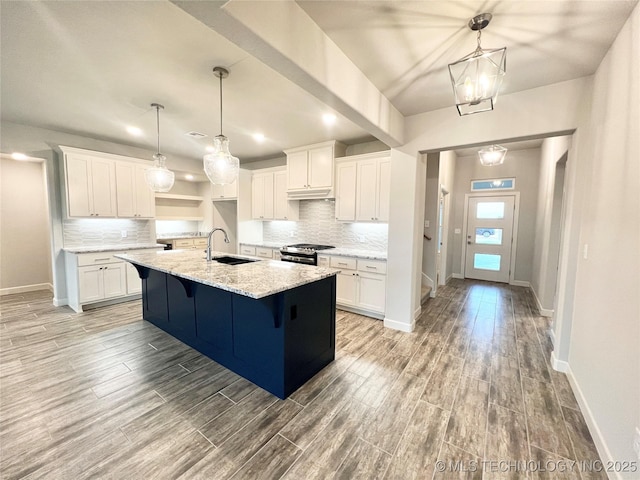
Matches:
[211,255,258,266]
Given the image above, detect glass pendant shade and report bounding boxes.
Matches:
[203,135,239,185]
[448,14,506,116]
[478,145,507,166]
[145,103,175,192]
[145,153,175,192]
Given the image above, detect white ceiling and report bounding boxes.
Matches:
[1,1,636,166]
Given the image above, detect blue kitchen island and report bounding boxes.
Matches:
[115,250,338,399]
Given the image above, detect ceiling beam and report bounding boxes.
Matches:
[172,0,404,147]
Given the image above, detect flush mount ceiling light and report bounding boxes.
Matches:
[203,66,239,185]
[144,103,175,192]
[448,13,506,116]
[478,144,508,166]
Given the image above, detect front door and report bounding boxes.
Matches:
[464,195,515,283]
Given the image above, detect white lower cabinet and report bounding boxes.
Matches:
[66,248,162,312]
[331,256,386,318]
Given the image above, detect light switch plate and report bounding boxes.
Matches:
[454,228,461,234]
[424,220,430,228]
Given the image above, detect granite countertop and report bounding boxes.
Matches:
[63,244,165,254]
[115,249,340,299]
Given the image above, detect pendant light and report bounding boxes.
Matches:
[144,103,175,192]
[448,13,506,116]
[203,66,239,185]
[478,144,507,166]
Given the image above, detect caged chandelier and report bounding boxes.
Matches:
[203,66,239,185]
[448,13,506,116]
[145,103,175,192]
[478,144,508,166]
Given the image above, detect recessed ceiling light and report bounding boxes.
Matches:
[253,133,265,143]
[11,152,28,160]
[322,113,337,125]
[185,174,194,181]
[126,126,142,136]
[205,145,215,153]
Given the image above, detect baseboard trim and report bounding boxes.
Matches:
[383,316,413,333]
[413,306,422,320]
[549,328,556,348]
[550,350,568,372]
[510,280,531,288]
[565,365,622,480]
[452,273,464,279]
[53,297,68,307]
[531,286,554,317]
[336,304,384,320]
[0,283,53,296]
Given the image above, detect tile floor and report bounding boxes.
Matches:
[0,280,604,479]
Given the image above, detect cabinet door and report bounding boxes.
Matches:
[356,159,378,222]
[115,162,136,217]
[78,265,104,303]
[212,178,238,200]
[335,271,358,307]
[126,262,142,294]
[273,171,292,220]
[90,158,117,217]
[103,263,127,299]
[252,174,265,219]
[335,162,357,221]
[376,159,391,222]
[135,165,155,217]
[263,173,274,219]
[66,155,92,217]
[307,145,333,189]
[287,151,309,190]
[357,271,386,313]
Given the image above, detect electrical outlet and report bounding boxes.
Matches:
[633,427,640,460]
[358,235,366,243]
[289,231,295,237]
[454,228,461,234]
[121,230,127,238]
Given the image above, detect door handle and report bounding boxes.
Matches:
[467,241,473,244]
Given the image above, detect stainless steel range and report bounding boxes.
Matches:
[280,243,335,266]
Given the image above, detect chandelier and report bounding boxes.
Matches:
[145,103,175,192]
[478,145,508,166]
[203,67,239,185]
[448,13,506,116]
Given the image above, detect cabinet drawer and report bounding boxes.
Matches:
[193,238,208,248]
[330,256,357,270]
[174,239,194,248]
[239,245,256,256]
[357,259,387,274]
[256,247,273,258]
[77,252,121,266]
[317,255,330,267]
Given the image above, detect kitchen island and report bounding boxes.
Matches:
[115,250,339,399]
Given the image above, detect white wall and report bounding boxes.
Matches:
[531,136,572,313]
[0,157,52,293]
[450,148,541,284]
[439,150,457,284]
[421,153,439,289]
[567,4,640,474]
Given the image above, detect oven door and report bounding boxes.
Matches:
[280,252,316,265]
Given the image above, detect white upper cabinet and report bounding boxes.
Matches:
[212,178,238,200]
[335,161,357,221]
[64,151,117,218]
[284,140,346,199]
[273,170,299,220]
[335,151,391,223]
[115,162,155,218]
[252,168,299,221]
[61,146,156,219]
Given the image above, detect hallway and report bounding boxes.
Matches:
[0,280,604,479]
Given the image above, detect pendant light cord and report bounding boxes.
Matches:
[219,71,223,137]
[155,105,161,155]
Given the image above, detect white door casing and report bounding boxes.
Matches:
[463,194,518,283]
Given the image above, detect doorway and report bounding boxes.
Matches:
[463,194,517,283]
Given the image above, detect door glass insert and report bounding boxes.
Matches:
[473,253,501,271]
[476,202,505,219]
[475,228,503,245]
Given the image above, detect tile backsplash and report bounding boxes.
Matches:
[63,219,153,247]
[263,200,388,251]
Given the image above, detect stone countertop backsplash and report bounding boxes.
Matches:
[63,244,165,254]
[116,249,340,299]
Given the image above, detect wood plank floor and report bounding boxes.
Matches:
[0,280,604,479]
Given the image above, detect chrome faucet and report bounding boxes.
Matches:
[206,227,230,261]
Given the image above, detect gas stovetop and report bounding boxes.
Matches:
[281,243,335,254]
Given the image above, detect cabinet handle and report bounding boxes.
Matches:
[365,265,377,269]
[371,217,374,220]
[94,258,110,262]
[338,262,348,266]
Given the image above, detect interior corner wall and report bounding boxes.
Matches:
[0,158,52,291]
[567,3,640,473]
[422,154,439,288]
[439,150,457,284]
[450,148,541,283]
[531,135,572,311]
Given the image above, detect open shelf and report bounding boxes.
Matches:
[155,193,204,202]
